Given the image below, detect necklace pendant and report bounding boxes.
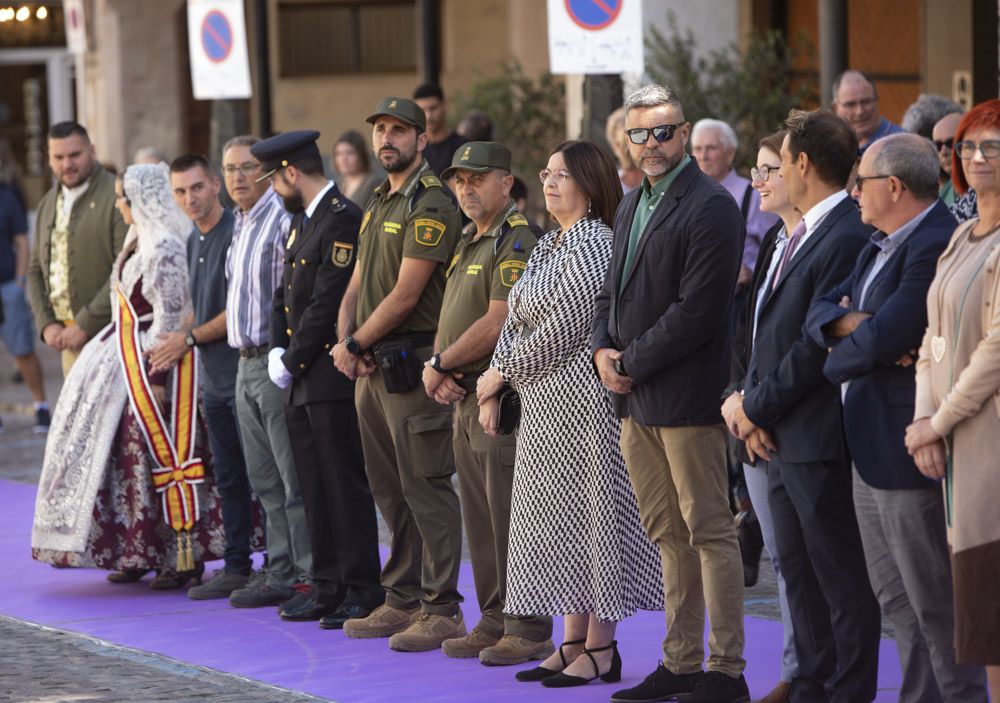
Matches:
[931,336,946,363]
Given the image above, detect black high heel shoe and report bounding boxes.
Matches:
[515,637,586,682]
[540,640,622,688]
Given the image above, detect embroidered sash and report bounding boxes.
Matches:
[114,281,204,570]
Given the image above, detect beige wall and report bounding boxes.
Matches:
[922,0,973,103]
[268,0,553,156]
[76,0,188,170]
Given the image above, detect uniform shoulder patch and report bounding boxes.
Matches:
[506,213,529,229]
[419,174,442,189]
[330,196,346,213]
[414,218,446,247]
[332,241,354,267]
[499,259,527,287]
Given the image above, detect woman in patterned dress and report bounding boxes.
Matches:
[31,163,227,588]
[477,141,663,688]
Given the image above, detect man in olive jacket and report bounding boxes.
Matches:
[27,121,128,374]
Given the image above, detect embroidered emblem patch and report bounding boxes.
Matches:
[499,260,526,287]
[332,241,354,267]
[414,219,446,246]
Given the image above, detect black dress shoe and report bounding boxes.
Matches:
[611,662,701,702]
[280,590,338,621]
[318,602,376,630]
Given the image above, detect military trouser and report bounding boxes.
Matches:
[355,347,463,616]
[452,391,552,641]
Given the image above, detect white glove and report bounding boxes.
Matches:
[267,347,293,389]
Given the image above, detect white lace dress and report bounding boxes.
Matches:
[491,217,664,622]
[31,163,228,569]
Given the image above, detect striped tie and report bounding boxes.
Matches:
[772,220,807,290]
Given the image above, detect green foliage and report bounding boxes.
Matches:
[451,62,566,186]
[645,11,817,170]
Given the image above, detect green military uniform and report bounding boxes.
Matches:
[354,97,464,617]
[437,186,553,642]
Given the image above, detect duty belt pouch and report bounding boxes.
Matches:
[496,384,521,435]
[374,339,422,393]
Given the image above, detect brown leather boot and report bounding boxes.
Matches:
[479,634,555,666]
[388,609,467,652]
[441,624,500,658]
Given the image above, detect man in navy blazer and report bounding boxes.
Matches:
[592,84,749,703]
[806,134,987,702]
[722,110,880,703]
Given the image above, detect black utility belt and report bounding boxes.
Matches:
[372,332,434,393]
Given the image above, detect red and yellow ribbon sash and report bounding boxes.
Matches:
[115,282,203,569]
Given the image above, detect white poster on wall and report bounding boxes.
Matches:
[186,0,252,100]
[547,0,644,75]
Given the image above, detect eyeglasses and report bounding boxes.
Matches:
[854,174,892,192]
[223,162,261,176]
[933,137,954,152]
[955,140,1000,160]
[750,165,780,182]
[625,123,686,145]
[837,97,877,111]
[539,169,572,185]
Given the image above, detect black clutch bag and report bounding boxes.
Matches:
[496,384,521,435]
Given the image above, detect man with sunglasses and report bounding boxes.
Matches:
[592,84,749,703]
[934,112,964,207]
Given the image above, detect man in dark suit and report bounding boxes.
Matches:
[255,131,382,629]
[806,134,988,702]
[722,110,880,703]
[592,84,749,703]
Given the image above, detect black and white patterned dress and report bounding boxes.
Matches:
[491,217,663,622]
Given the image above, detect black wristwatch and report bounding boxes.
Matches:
[184,331,198,348]
[427,353,450,374]
[613,356,627,376]
[343,335,363,356]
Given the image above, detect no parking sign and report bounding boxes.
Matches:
[547,0,644,74]
[187,0,252,100]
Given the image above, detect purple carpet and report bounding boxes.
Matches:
[1,478,901,701]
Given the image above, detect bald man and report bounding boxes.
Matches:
[832,70,903,154]
[933,112,963,207]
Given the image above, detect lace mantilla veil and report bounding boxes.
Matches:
[31,162,194,555]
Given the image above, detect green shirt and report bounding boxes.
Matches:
[437,202,537,373]
[356,159,461,335]
[940,178,956,208]
[620,155,691,292]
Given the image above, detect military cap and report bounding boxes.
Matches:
[250,129,321,183]
[441,141,512,180]
[366,97,426,132]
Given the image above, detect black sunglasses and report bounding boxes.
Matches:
[625,123,686,146]
[932,137,954,152]
[854,174,892,192]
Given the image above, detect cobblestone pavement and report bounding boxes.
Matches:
[0,616,326,702]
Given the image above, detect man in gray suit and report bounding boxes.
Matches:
[27,121,128,375]
[591,84,749,703]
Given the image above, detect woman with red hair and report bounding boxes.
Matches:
[906,98,1000,696]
